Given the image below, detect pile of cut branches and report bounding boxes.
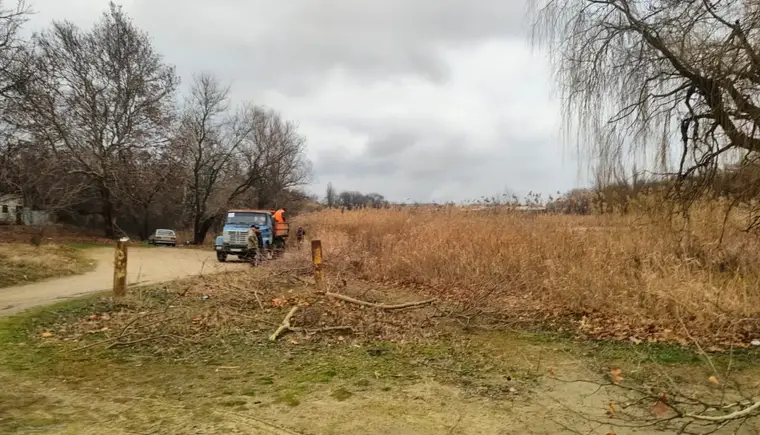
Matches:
[35,265,442,355]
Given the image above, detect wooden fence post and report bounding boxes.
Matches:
[311,239,324,287]
[113,237,129,297]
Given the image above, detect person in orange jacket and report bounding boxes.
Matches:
[273,208,286,223]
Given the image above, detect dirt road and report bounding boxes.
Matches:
[0,247,245,316]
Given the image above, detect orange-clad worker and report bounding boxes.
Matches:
[273,208,286,223]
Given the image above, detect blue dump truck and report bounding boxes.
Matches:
[214,209,289,262]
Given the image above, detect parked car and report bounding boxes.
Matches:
[148,229,177,246]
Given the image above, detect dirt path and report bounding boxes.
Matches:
[0,247,245,316]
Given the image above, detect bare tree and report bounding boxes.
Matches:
[179,73,311,243]
[338,191,387,209]
[0,0,31,108]
[531,0,760,204]
[178,73,257,244]
[246,107,310,209]
[0,1,40,206]
[119,144,186,239]
[0,139,89,216]
[8,2,178,237]
[325,181,337,208]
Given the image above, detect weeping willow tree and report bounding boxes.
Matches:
[530,0,760,216]
[530,3,760,431]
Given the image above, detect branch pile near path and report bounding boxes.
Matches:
[267,291,437,341]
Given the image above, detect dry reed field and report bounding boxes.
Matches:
[295,199,760,348]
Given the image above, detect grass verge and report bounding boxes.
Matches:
[1,271,758,434]
[0,244,95,288]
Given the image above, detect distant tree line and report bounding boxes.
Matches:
[323,182,388,210]
[0,2,311,243]
[544,163,760,217]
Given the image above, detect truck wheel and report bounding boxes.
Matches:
[216,252,227,262]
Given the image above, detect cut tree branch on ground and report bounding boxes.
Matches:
[70,316,180,352]
[325,291,436,310]
[269,306,299,341]
[685,400,760,422]
[268,306,353,341]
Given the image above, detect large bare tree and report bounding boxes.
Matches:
[8,2,178,237]
[119,144,186,239]
[531,0,760,195]
[179,73,256,244]
[0,1,80,216]
[0,0,31,108]
[0,139,89,217]
[246,107,311,209]
[179,73,310,244]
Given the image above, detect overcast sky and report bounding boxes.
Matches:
[25,0,583,203]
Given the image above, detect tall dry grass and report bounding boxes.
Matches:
[295,200,760,346]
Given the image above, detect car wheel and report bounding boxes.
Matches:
[217,252,227,262]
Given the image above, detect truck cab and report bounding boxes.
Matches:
[214,210,274,262]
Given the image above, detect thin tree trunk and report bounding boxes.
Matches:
[141,207,150,241]
[193,217,215,245]
[100,186,116,238]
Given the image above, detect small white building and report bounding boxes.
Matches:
[0,194,22,224]
[0,194,53,225]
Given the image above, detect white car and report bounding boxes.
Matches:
[147,229,177,246]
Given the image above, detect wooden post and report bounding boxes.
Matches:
[113,237,129,297]
[311,239,324,287]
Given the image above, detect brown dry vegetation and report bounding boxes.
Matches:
[0,225,111,245]
[0,244,95,288]
[3,260,758,434]
[295,199,760,349]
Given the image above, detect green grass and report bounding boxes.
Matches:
[2,286,758,435]
[0,244,96,288]
[0,294,530,406]
[495,329,760,375]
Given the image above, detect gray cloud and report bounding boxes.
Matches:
[25,0,582,203]
[129,0,529,91]
[315,147,400,178]
[366,132,418,158]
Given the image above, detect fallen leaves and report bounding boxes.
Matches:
[606,403,617,417]
[610,368,624,384]
[40,331,54,338]
[651,393,670,418]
